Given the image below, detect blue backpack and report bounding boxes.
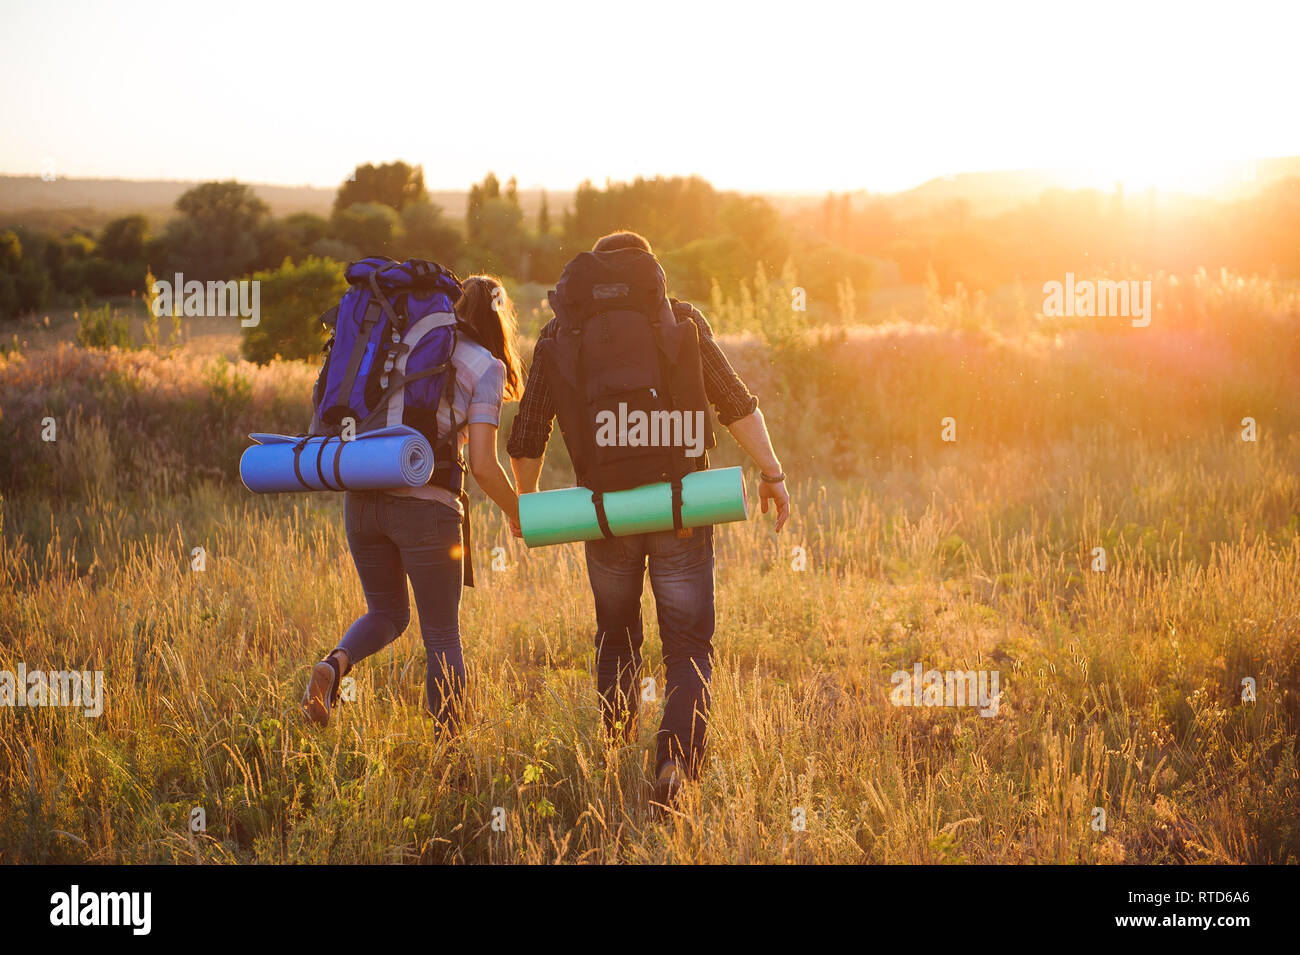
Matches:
[310,256,466,494]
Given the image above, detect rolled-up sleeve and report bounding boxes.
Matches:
[506,320,558,458]
[673,300,759,425]
[468,360,505,426]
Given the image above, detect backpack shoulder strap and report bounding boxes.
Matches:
[329,294,383,429]
[349,312,455,430]
[367,269,405,334]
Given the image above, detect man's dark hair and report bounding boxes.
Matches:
[592,231,652,254]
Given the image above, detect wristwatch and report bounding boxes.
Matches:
[760,470,786,484]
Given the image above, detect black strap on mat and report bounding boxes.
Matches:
[314,437,333,490]
[591,490,615,539]
[289,435,350,492]
[332,438,347,491]
[292,437,311,490]
[670,477,684,531]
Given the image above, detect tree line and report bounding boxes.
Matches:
[0,162,880,321]
[4,160,1297,329]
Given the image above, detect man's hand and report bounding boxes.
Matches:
[508,514,523,539]
[724,410,788,532]
[758,478,790,533]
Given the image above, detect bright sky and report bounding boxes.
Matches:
[1,0,1297,194]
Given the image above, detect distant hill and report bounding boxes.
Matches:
[766,156,1300,218]
[0,177,336,218]
[897,156,1300,212]
[0,176,570,233]
[897,169,1087,212]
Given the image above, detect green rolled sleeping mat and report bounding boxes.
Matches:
[519,466,749,547]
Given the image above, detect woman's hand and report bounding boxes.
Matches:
[469,422,525,536]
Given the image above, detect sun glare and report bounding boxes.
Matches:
[1066,156,1259,196]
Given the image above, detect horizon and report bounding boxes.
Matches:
[1,154,1292,201]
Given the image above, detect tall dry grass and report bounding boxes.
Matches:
[0,268,1296,863]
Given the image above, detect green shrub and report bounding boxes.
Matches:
[241,256,347,364]
[0,228,52,318]
[203,355,253,420]
[0,273,18,319]
[75,304,132,350]
[59,257,140,298]
[331,202,402,258]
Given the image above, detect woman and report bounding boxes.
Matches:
[301,275,525,733]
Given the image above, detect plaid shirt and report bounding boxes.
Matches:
[506,299,759,460]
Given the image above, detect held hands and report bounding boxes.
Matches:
[507,476,539,541]
[508,498,523,539]
[758,477,790,533]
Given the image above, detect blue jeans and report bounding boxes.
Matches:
[337,491,464,731]
[583,525,716,776]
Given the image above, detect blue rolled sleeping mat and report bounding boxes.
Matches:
[239,425,434,493]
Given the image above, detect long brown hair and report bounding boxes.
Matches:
[454,275,525,401]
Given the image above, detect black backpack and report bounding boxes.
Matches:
[537,248,715,536]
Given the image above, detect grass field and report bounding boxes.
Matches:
[1,271,1298,863]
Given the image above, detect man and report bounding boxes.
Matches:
[507,230,790,806]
